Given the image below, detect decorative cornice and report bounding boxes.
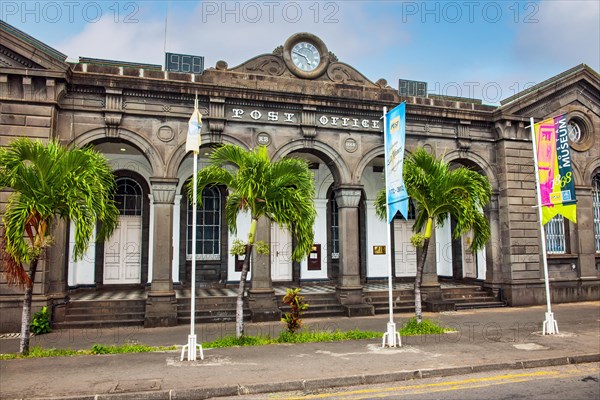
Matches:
[334,187,362,208]
[150,178,179,204]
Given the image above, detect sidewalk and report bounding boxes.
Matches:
[1,301,599,400]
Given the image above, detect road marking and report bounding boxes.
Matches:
[281,365,599,399]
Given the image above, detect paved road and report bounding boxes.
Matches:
[219,363,600,399]
[1,302,599,399]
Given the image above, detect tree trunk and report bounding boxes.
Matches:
[235,244,253,338]
[235,218,258,338]
[414,217,433,324]
[20,257,39,355]
[414,237,430,324]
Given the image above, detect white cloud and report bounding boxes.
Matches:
[57,15,166,64]
[513,1,600,70]
[56,1,405,82]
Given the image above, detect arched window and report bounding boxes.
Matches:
[114,177,143,216]
[545,215,567,254]
[330,192,339,259]
[593,174,600,253]
[187,187,221,260]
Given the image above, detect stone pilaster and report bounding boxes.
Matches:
[249,216,280,321]
[145,177,178,327]
[334,187,374,317]
[46,219,68,299]
[484,192,504,294]
[575,186,597,279]
[421,226,441,300]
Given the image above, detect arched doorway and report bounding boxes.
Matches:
[103,177,144,284]
[393,201,417,277]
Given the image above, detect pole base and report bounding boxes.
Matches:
[181,334,204,361]
[381,322,401,347]
[542,312,559,335]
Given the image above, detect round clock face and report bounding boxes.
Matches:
[291,41,321,72]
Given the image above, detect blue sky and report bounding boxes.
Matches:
[2,1,598,104]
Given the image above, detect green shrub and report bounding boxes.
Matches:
[30,306,51,335]
[277,329,381,343]
[399,317,449,335]
[90,344,110,354]
[281,288,309,334]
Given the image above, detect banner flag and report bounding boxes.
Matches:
[533,114,577,225]
[186,102,202,153]
[384,102,409,223]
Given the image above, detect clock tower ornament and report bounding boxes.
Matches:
[283,33,330,79]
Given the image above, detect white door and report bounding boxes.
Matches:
[104,215,142,284]
[436,215,453,277]
[271,223,293,281]
[461,230,477,279]
[394,220,417,277]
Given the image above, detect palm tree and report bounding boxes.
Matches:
[0,138,119,354]
[187,144,316,338]
[375,147,491,323]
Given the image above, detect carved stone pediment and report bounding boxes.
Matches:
[0,21,69,72]
[228,54,379,88]
[225,33,379,88]
[0,44,44,68]
[498,65,599,117]
[231,54,287,77]
[327,62,377,87]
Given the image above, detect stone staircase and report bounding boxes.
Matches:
[54,299,146,329]
[53,284,505,329]
[442,285,506,310]
[364,284,505,314]
[177,295,251,324]
[277,292,345,319]
[364,287,415,315]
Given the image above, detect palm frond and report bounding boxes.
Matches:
[0,138,120,269]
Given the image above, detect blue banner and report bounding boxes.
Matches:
[384,103,409,223]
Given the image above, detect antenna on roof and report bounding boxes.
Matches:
[163,1,170,70]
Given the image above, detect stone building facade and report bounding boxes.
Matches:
[1,22,599,330]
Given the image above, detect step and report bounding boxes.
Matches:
[447,296,501,304]
[54,319,144,329]
[300,309,345,318]
[63,312,145,322]
[454,301,506,310]
[66,300,145,308]
[66,305,145,313]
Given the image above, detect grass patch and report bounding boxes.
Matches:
[0,344,176,360]
[203,329,382,348]
[398,317,452,335]
[0,322,454,359]
[278,329,381,343]
[203,335,273,349]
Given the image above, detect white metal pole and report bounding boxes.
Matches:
[382,106,401,348]
[182,96,204,360]
[529,117,559,335]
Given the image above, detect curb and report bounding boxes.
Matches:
[28,353,600,400]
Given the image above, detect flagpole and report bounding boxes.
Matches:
[181,95,204,360]
[382,106,401,348]
[529,117,559,335]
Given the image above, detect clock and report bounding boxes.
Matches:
[283,33,329,79]
[291,42,320,72]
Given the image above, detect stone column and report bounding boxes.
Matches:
[249,216,280,322]
[45,219,69,324]
[145,178,178,327]
[335,187,374,317]
[484,192,504,295]
[576,186,597,279]
[421,226,441,300]
[46,219,68,299]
